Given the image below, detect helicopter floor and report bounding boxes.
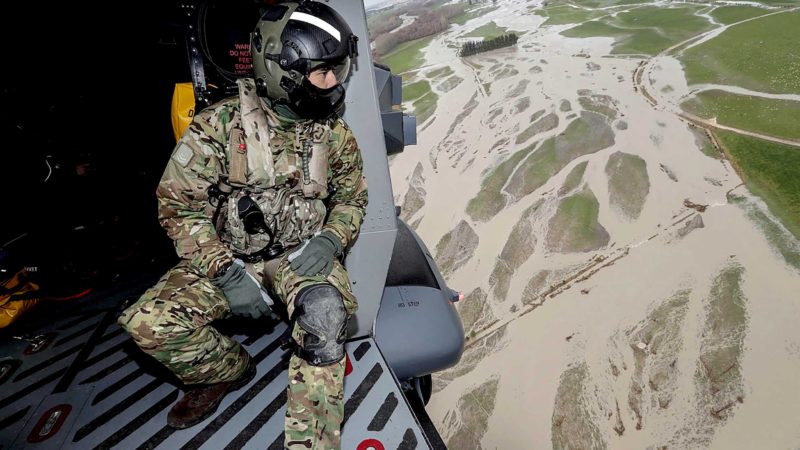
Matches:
[0,278,432,450]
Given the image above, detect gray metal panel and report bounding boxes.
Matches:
[332,1,399,338]
[336,0,396,233]
[375,221,465,380]
[346,228,397,337]
[391,74,402,105]
[404,115,418,145]
[10,387,94,450]
[0,312,434,449]
[373,65,392,110]
[144,338,289,450]
[375,286,465,381]
[382,110,406,155]
[342,338,432,450]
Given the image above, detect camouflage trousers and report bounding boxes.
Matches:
[118,255,357,450]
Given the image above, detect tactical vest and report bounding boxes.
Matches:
[214,79,333,259]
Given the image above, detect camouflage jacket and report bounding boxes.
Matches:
[157,79,368,278]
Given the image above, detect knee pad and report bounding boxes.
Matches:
[293,284,347,366]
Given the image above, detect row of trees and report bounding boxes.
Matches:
[458,33,518,57]
[367,13,402,39]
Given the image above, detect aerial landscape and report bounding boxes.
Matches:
[367,0,800,448]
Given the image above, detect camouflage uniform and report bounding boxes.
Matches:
[119,78,367,449]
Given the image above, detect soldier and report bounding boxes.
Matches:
[118,2,367,449]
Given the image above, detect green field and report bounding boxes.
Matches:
[504,112,615,200]
[451,5,499,26]
[534,4,606,25]
[563,20,670,56]
[558,161,588,195]
[574,0,642,6]
[562,5,715,56]
[403,79,432,102]
[462,21,508,39]
[710,5,771,25]
[426,66,454,79]
[466,146,533,222]
[578,94,618,120]
[412,91,438,124]
[716,131,800,240]
[515,113,559,145]
[606,151,650,219]
[681,11,800,94]
[540,0,642,7]
[382,36,434,74]
[546,188,609,252]
[682,90,800,141]
[438,75,463,93]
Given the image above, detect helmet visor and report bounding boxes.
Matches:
[309,57,351,84]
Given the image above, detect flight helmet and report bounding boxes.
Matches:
[251,1,358,120]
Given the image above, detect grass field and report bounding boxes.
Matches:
[382,36,434,74]
[438,75,463,93]
[709,5,770,25]
[562,5,715,56]
[451,5,499,26]
[578,94,618,120]
[546,188,609,252]
[504,112,615,200]
[412,91,438,124]
[534,4,606,25]
[681,90,800,141]
[605,151,650,219]
[540,0,641,8]
[681,11,800,94]
[403,79,432,102]
[716,130,800,240]
[466,146,534,222]
[426,66,454,79]
[462,21,508,39]
[515,113,559,145]
[558,161,588,195]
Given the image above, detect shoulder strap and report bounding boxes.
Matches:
[228,123,248,187]
[235,78,276,188]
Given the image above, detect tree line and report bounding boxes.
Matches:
[458,33,518,57]
[370,3,465,58]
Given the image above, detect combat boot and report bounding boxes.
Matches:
[167,353,257,429]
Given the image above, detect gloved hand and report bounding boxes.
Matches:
[288,230,342,277]
[212,260,273,319]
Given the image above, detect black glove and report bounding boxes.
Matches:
[288,230,343,277]
[212,260,272,319]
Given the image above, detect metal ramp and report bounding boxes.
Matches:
[0,285,432,450]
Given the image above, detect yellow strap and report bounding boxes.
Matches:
[170,83,195,142]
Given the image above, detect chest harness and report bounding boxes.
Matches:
[208,79,333,262]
